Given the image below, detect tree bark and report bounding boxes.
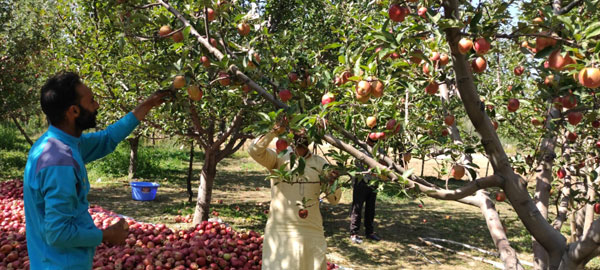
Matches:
[532,105,560,270]
[193,153,217,224]
[442,1,566,268]
[475,191,524,270]
[187,140,194,203]
[10,115,33,145]
[127,135,140,180]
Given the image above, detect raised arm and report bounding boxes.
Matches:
[80,90,170,163]
[247,131,280,170]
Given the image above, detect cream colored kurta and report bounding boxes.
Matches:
[248,132,342,270]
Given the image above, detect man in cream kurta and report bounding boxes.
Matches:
[248,129,342,270]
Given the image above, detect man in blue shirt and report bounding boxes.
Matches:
[24,71,170,269]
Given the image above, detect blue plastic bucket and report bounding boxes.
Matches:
[130,182,160,201]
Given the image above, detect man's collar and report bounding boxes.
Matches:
[48,125,81,146]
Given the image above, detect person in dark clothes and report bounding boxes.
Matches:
[350,136,382,244]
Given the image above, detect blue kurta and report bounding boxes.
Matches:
[24,112,139,269]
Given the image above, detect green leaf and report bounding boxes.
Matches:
[470,12,482,30]
[323,43,342,50]
[534,46,555,59]
[584,22,600,39]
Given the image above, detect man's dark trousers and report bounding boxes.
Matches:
[350,178,377,235]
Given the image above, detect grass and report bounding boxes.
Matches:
[3,123,600,269]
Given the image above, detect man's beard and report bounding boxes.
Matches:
[75,104,98,131]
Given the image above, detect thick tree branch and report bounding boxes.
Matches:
[553,0,584,15]
[442,1,566,268]
[210,109,245,152]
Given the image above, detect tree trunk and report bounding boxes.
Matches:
[442,1,566,267]
[10,115,33,145]
[193,153,217,224]
[128,135,140,180]
[532,105,560,270]
[187,141,195,203]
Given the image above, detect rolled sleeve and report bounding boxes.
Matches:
[40,167,103,248]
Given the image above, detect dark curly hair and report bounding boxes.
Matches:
[40,71,83,125]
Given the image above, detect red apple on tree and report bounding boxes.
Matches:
[159,25,172,37]
[388,4,406,22]
[567,111,583,125]
[275,139,289,152]
[288,72,299,83]
[507,98,520,112]
[425,81,438,95]
[206,8,216,22]
[417,7,427,18]
[496,192,506,202]
[237,23,250,36]
[458,38,473,54]
[567,132,577,142]
[298,209,308,219]
[321,93,335,105]
[451,165,465,179]
[429,52,440,61]
[371,80,385,98]
[187,85,203,101]
[444,115,455,126]
[592,120,600,128]
[557,168,567,179]
[513,66,524,76]
[278,89,292,102]
[218,72,230,86]
[471,57,487,73]
[356,80,372,96]
[473,38,491,55]
[201,56,211,68]
[595,203,600,214]
[578,67,600,88]
[439,53,449,66]
[366,116,377,129]
[173,75,186,89]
